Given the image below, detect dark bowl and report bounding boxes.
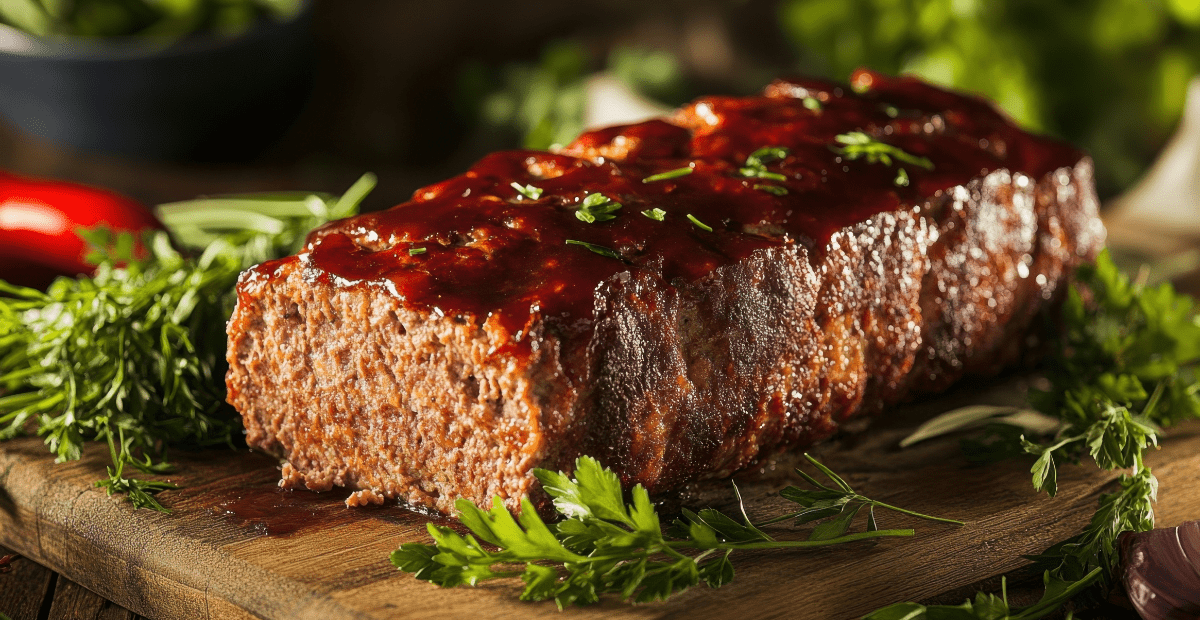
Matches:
[0,5,314,162]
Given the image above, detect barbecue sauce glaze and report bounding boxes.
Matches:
[289,70,1081,341]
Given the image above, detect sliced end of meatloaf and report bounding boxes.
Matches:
[226,260,576,511]
[226,69,1105,514]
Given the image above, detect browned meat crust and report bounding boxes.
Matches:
[226,70,1104,513]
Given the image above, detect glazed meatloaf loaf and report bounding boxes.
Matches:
[226,69,1105,514]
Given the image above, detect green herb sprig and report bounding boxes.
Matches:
[753,184,788,196]
[575,193,623,223]
[642,167,693,183]
[1022,250,1200,494]
[565,239,621,260]
[833,131,934,184]
[864,569,1103,620]
[0,174,377,511]
[510,182,543,201]
[393,455,958,607]
[738,146,790,182]
[686,214,713,232]
[879,249,1199,616]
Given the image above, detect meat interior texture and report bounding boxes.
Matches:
[226,69,1105,514]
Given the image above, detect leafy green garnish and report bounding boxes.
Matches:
[510,182,543,201]
[642,167,693,183]
[641,208,667,221]
[1025,468,1156,585]
[1018,249,1200,495]
[894,168,910,187]
[565,239,621,260]
[392,455,958,607]
[759,454,965,529]
[833,131,934,170]
[575,193,623,223]
[864,569,1103,620]
[875,248,1199,616]
[738,146,790,181]
[0,174,377,511]
[686,214,713,232]
[753,184,788,196]
[409,247,427,256]
[156,173,376,268]
[803,96,822,111]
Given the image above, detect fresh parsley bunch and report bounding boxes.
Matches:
[1021,249,1200,495]
[879,249,1199,617]
[0,173,376,511]
[393,454,959,607]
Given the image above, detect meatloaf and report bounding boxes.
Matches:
[226,69,1105,514]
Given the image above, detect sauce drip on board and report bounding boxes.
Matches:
[269,69,1081,338]
[210,485,459,537]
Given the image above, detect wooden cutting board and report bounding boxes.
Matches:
[3,375,1199,620]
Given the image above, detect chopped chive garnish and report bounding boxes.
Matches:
[575,192,622,223]
[884,105,899,118]
[565,239,621,260]
[641,208,667,221]
[686,214,713,232]
[894,168,910,187]
[739,146,790,182]
[833,131,934,170]
[409,247,427,256]
[642,167,693,183]
[745,146,788,168]
[738,168,788,181]
[510,182,543,200]
[753,184,788,196]
[803,97,822,111]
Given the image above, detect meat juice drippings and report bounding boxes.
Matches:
[295,69,1082,338]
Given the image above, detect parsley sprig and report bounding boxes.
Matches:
[879,249,1198,616]
[392,454,959,607]
[1022,250,1200,495]
[0,174,377,511]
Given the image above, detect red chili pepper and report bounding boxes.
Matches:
[0,171,165,289]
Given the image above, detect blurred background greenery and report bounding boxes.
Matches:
[0,0,1196,204]
[0,0,300,37]
[458,0,1200,199]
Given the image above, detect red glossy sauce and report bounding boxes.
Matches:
[286,70,1082,339]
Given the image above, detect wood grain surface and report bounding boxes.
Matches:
[2,376,1199,620]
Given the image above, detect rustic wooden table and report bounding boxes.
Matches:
[1,544,144,620]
